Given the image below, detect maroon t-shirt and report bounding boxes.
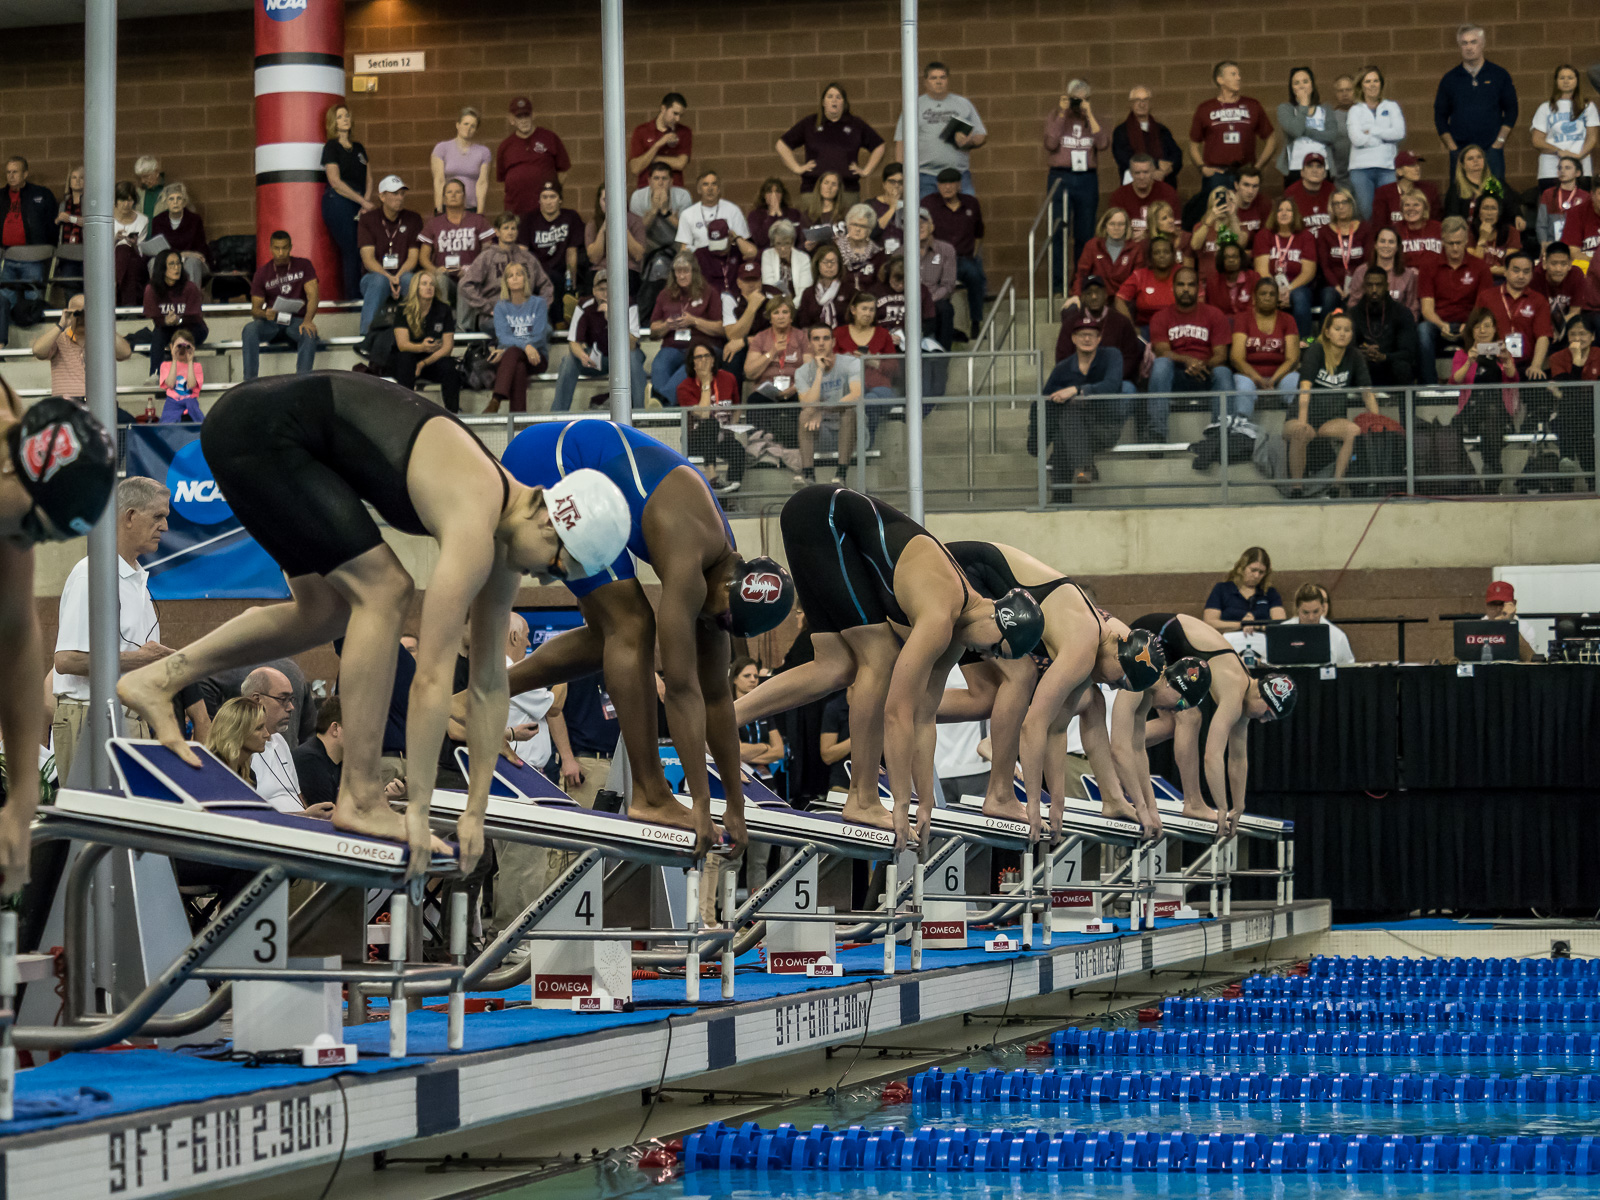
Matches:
[780,114,885,193]
[927,193,984,257]
[496,129,571,215]
[419,211,493,272]
[748,204,803,250]
[650,286,725,353]
[1234,195,1271,240]
[520,207,584,280]
[1283,181,1333,232]
[1189,95,1273,168]
[1150,302,1231,360]
[1399,220,1444,276]
[1252,229,1317,282]
[357,208,423,268]
[1532,265,1587,325]
[1205,268,1261,315]
[629,119,693,189]
[1233,309,1299,373]
[1475,285,1554,367]
[1315,223,1373,295]
[250,255,317,304]
[1374,180,1443,225]
[1419,258,1489,324]
[1107,181,1180,238]
[143,280,204,322]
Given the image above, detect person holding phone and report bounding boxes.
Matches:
[390,270,461,412]
[1450,305,1520,486]
[158,330,204,422]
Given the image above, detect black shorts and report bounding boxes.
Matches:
[781,484,913,635]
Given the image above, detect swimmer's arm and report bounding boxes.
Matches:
[462,568,522,821]
[1018,652,1091,820]
[1225,716,1250,818]
[0,544,43,893]
[1172,706,1205,808]
[982,655,1039,806]
[883,616,954,817]
[1204,686,1245,816]
[1109,688,1155,807]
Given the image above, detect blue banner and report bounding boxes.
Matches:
[123,425,290,600]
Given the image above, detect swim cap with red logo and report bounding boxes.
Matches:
[6,396,116,542]
[541,468,630,577]
[726,556,794,636]
[1163,657,1212,710]
[1259,672,1298,719]
[1116,628,1167,691]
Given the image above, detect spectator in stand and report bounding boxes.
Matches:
[895,61,987,196]
[31,293,132,398]
[55,163,85,280]
[721,260,775,381]
[795,323,864,483]
[1070,207,1137,301]
[1532,241,1586,338]
[744,295,808,468]
[1315,188,1371,319]
[319,103,372,299]
[777,82,886,197]
[1329,75,1357,189]
[1189,60,1277,200]
[1230,277,1302,407]
[1566,187,1600,263]
[837,204,886,293]
[146,183,208,287]
[929,167,986,335]
[1283,153,1334,233]
[1356,226,1420,317]
[1116,235,1178,331]
[1374,152,1442,226]
[1044,79,1108,285]
[555,268,648,413]
[866,164,908,254]
[797,171,847,250]
[1349,264,1420,386]
[1190,185,1248,278]
[872,257,940,400]
[356,175,421,336]
[918,207,958,350]
[497,98,570,217]
[585,182,646,299]
[1346,66,1407,222]
[631,159,692,224]
[1418,216,1487,383]
[1253,196,1318,335]
[676,169,756,263]
[389,271,460,413]
[632,161,691,320]
[431,107,491,214]
[1536,156,1589,249]
[292,696,343,811]
[1108,154,1179,240]
[649,251,726,401]
[1433,24,1518,181]
[1277,67,1341,188]
[132,155,164,220]
[1138,200,1186,267]
[1478,249,1553,380]
[521,180,583,321]
[1532,66,1598,190]
[486,261,549,413]
[1033,310,1127,500]
[797,243,848,331]
[1450,306,1520,487]
[142,248,206,376]
[676,345,745,495]
[1544,313,1599,478]
[628,93,691,189]
[0,156,58,341]
[834,291,899,429]
[1147,265,1235,436]
[157,329,204,423]
[239,231,318,380]
[1441,144,1502,222]
[1112,86,1181,185]
[750,177,803,252]
[1203,548,1285,633]
[458,213,551,334]
[1285,310,1380,490]
[762,220,811,298]
[111,180,148,306]
[1206,241,1260,315]
[419,179,492,307]
[1467,191,1520,280]
[1058,275,1143,389]
[1397,191,1444,274]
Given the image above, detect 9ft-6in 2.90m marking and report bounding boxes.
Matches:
[107,1095,340,1194]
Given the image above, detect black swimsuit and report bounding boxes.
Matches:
[781,484,968,634]
[202,371,506,579]
[1131,612,1241,667]
[947,541,1088,668]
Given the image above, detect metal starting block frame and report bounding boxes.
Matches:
[1146,776,1297,909]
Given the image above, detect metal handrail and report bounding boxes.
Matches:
[1026,177,1067,357]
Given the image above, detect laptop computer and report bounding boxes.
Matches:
[1454,619,1520,662]
[1264,623,1331,665]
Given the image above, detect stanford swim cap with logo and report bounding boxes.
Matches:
[726,556,795,637]
[6,396,116,543]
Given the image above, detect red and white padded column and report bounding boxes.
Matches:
[254,0,346,295]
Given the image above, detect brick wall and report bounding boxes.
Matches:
[4,0,1597,284]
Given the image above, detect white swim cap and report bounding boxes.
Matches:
[542,468,631,578]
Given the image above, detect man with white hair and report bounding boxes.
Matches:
[133,154,165,221]
[1433,24,1518,182]
[241,665,315,814]
[52,476,171,785]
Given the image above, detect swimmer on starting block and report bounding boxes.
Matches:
[942,542,1213,842]
[494,419,795,856]
[0,385,116,891]
[734,485,1044,849]
[1115,612,1298,836]
[118,373,632,876]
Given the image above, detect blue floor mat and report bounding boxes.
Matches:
[343,1004,696,1056]
[1,1048,420,1137]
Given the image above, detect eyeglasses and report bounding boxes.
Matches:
[265,691,296,709]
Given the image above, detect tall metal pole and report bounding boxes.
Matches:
[83,0,120,789]
[601,0,633,425]
[900,0,924,520]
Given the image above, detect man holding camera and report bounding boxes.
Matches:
[31,293,132,399]
[1045,79,1109,290]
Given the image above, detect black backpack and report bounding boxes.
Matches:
[1412,417,1479,495]
[1348,429,1406,496]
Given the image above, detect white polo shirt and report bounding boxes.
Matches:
[251,733,303,812]
[507,656,555,771]
[674,199,750,251]
[1226,617,1356,665]
[54,554,160,702]
[934,665,987,790]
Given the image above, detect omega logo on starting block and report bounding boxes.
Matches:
[985,934,1022,953]
[1051,888,1093,908]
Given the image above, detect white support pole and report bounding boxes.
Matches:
[910,858,924,971]
[448,890,467,1052]
[388,894,408,1058]
[600,0,633,423]
[720,865,735,1000]
[0,911,16,1122]
[882,857,899,974]
[900,0,924,520]
[684,867,701,1003]
[1020,842,1035,948]
[1041,844,1054,944]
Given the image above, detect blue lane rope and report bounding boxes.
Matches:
[1047,1025,1600,1058]
[1164,995,1600,1026]
[1304,955,1600,980]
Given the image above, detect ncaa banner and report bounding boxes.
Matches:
[123,425,290,600]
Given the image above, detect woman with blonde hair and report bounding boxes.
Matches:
[1204,547,1286,632]
[1346,64,1406,221]
[486,261,549,413]
[797,171,847,250]
[320,102,373,295]
[1068,206,1137,301]
[391,271,461,411]
[206,696,268,784]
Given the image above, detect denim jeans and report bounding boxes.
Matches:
[1347,167,1396,222]
[1048,168,1101,292]
[1232,371,1301,417]
[955,255,987,336]
[360,269,414,335]
[0,258,45,343]
[651,345,690,401]
[552,347,648,411]
[919,168,972,198]
[1283,285,1315,337]
[321,188,364,300]
[1145,359,1234,441]
[241,318,318,379]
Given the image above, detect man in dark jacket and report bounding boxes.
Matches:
[1057,275,1143,387]
[1432,24,1517,182]
[1031,309,1128,500]
[0,157,58,343]
[1349,265,1420,386]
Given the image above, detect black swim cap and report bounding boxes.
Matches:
[6,397,116,543]
[993,586,1044,659]
[1260,672,1298,719]
[1116,628,1167,691]
[726,556,795,637]
[1163,657,1212,710]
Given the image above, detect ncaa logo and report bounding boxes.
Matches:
[262,0,307,19]
[166,438,235,525]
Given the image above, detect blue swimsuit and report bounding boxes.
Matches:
[500,420,734,597]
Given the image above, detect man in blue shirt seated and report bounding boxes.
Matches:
[1029,307,1127,502]
[1433,24,1518,182]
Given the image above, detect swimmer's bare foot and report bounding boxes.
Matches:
[332,797,412,844]
[841,794,895,832]
[982,794,1030,827]
[119,667,197,766]
[1101,795,1140,824]
[1181,798,1221,826]
[629,793,705,850]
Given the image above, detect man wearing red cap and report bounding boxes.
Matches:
[496,98,570,218]
[1373,151,1443,227]
[1482,580,1535,660]
[1283,154,1334,233]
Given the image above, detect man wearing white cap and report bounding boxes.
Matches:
[358,175,423,335]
